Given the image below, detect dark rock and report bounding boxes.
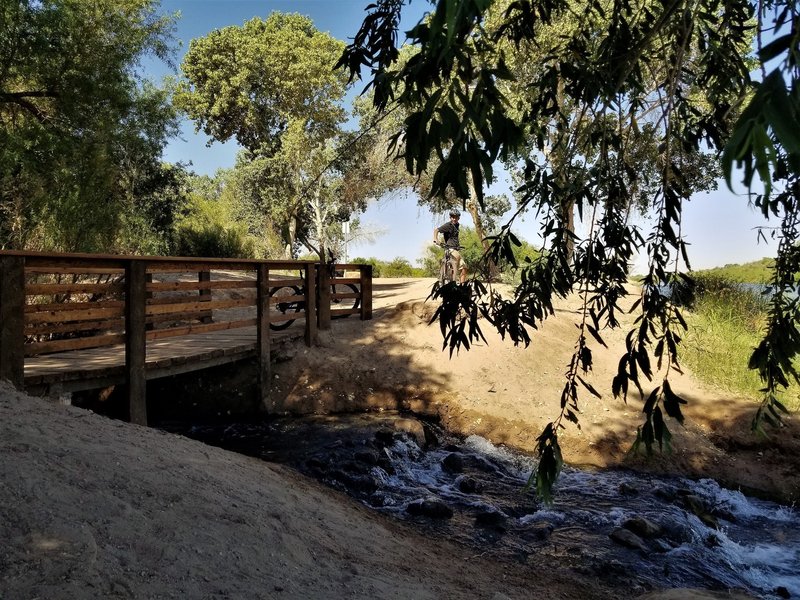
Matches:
[474,510,508,531]
[421,423,440,447]
[521,521,554,541]
[682,494,720,529]
[775,586,791,599]
[623,516,663,539]
[406,498,454,519]
[306,457,326,471]
[651,539,673,553]
[653,484,679,502]
[393,418,426,447]
[376,457,395,475]
[619,482,639,496]
[328,470,378,495]
[704,533,721,548]
[367,493,387,508]
[465,454,499,473]
[711,507,737,523]
[374,428,396,446]
[609,528,649,553]
[353,449,380,465]
[455,475,481,494]
[442,452,464,473]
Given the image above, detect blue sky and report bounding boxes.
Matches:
[148,0,776,272]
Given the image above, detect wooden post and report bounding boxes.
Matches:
[125,260,147,425]
[0,256,25,388]
[145,272,154,331]
[256,265,271,406]
[199,269,212,323]
[360,264,373,321]
[318,263,331,330]
[303,263,317,346]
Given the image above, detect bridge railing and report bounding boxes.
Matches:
[0,251,372,423]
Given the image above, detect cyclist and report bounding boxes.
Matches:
[433,208,467,283]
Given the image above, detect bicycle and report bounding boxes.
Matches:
[268,268,361,331]
[437,243,461,286]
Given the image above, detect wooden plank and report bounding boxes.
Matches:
[24,266,125,275]
[330,277,361,285]
[25,306,126,324]
[267,277,304,287]
[145,319,256,340]
[331,291,360,300]
[25,318,125,336]
[25,299,125,312]
[144,298,252,316]
[25,333,126,357]
[146,311,214,325]
[25,282,126,295]
[146,280,256,292]
[125,260,147,426]
[0,256,25,387]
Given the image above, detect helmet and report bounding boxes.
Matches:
[449,208,461,218]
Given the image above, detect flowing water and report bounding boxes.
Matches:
[161,413,799,599]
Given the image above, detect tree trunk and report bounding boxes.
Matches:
[466,171,500,281]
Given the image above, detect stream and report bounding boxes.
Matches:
[160,412,799,599]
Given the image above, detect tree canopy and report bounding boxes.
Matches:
[0,0,182,253]
[339,0,799,498]
[176,12,379,259]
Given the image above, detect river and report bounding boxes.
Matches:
[161,412,799,599]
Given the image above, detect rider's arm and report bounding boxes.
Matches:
[433,227,440,244]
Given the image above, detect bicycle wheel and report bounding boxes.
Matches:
[269,285,303,330]
[331,283,360,319]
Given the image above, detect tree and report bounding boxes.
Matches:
[176,12,366,258]
[339,0,795,498]
[0,0,180,253]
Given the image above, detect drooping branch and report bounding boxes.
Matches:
[0,90,58,124]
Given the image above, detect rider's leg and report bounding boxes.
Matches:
[450,250,466,283]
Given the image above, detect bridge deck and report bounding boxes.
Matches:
[23,325,301,394]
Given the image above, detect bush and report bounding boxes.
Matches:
[175,223,255,258]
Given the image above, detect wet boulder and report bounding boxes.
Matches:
[406,498,454,519]
[353,449,380,465]
[393,418,427,447]
[455,475,482,494]
[442,452,464,473]
[682,494,720,529]
[609,527,649,553]
[474,510,508,531]
[520,521,554,541]
[328,469,379,495]
[374,428,396,446]
[623,516,663,539]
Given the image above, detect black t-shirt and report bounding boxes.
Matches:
[437,222,460,248]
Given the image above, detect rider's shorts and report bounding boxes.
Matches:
[449,249,465,274]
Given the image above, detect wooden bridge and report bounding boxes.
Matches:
[0,251,372,425]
